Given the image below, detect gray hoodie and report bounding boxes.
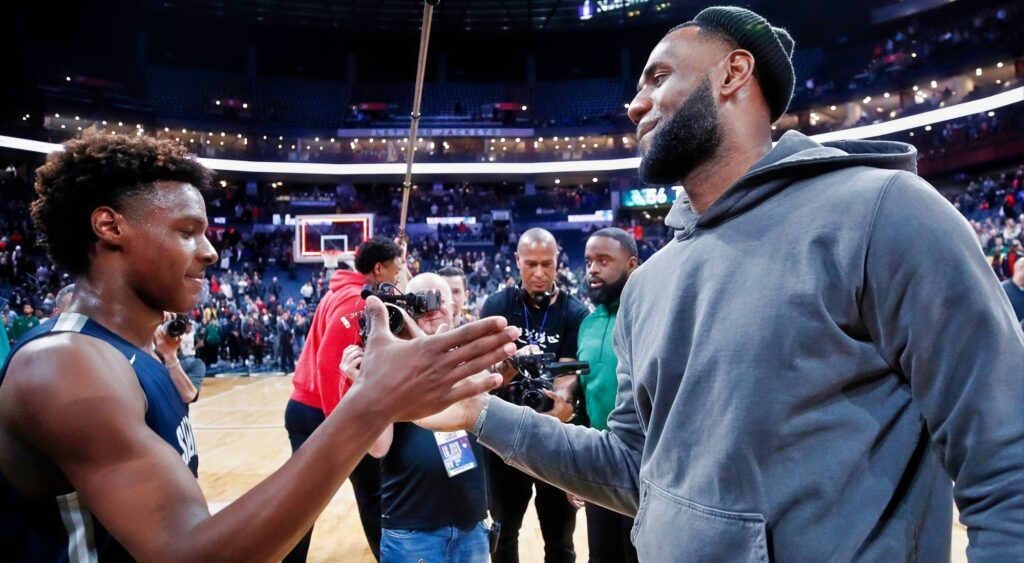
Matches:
[477,131,1024,562]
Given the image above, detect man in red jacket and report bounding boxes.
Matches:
[283,236,404,562]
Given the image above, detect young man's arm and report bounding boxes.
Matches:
[0,297,518,563]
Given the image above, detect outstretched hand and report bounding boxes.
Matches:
[351,296,519,423]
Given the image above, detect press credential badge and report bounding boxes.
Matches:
[434,431,477,477]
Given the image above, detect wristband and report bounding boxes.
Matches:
[472,397,491,436]
[164,360,181,371]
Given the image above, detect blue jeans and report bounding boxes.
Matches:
[381,522,489,563]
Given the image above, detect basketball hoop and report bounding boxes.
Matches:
[322,250,340,270]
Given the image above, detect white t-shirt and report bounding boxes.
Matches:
[180,331,196,357]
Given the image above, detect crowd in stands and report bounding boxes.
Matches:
[205,182,610,228]
[5,151,1023,372]
[793,1,1020,105]
[947,165,1024,281]
[915,102,1023,164]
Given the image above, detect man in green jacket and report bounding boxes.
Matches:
[0,299,10,362]
[577,228,638,563]
[8,303,39,346]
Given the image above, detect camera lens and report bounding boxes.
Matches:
[385,303,406,334]
[522,389,553,412]
[165,316,188,338]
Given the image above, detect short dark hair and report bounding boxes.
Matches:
[436,266,466,285]
[31,129,212,274]
[590,228,639,258]
[354,236,402,275]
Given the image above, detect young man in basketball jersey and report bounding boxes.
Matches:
[478,228,589,563]
[0,130,518,562]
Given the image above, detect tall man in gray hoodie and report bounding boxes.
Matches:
[421,6,1024,562]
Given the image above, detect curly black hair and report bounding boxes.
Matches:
[31,129,212,274]
[354,236,402,275]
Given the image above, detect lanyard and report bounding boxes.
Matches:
[522,302,550,347]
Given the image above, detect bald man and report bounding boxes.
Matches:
[422,6,1024,561]
[478,227,589,563]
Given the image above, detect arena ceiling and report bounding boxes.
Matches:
[147,0,768,33]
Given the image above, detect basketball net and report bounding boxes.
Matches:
[322,250,340,271]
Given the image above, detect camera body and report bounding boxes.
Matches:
[500,353,590,412]
[358,283,443,341]
[164,314,189,338]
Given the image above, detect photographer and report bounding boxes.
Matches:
[283,236,405,563]
[478,228,588,563]
[153,313,199,404]
[347,273,491,563]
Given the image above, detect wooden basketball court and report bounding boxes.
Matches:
[193,376,968,562]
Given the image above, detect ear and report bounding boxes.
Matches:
[719,49,757,99]
[91,206,127,248]
[627,256,639,271]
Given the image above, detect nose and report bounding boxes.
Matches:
[627,91,651,126]
[588,263,601,277]
[199,234,219,266]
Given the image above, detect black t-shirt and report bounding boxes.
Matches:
[380,423,487,530]
[479,286,589,359]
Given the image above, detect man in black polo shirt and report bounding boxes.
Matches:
[346,273,491,563]
[479,228,589,563]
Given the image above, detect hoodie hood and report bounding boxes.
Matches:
[329,269,368,293]
[665,130,918,233]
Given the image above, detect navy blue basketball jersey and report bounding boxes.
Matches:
[0,313,198,562]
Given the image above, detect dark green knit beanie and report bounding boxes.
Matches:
[690,6,795,122]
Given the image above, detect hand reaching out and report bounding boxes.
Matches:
[350,297,519,423]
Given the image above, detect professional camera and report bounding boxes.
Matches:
[500,353,590,412]
[164,314,189,338]
[358,283,443,341]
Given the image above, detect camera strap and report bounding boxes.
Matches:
[522,303,550,347]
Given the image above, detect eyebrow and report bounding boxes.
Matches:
[637,63,660,93]
[177,215,209,227]
[637,60,673,93]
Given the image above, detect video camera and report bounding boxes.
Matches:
[164,314,189,338]
[358,283,443,342]
[500,352,590,412]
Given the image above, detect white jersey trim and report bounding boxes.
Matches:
[57,491,99,563]
[53,313,88,333]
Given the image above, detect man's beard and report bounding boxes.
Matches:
[638,76,722,186]
[589,275,628,305]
